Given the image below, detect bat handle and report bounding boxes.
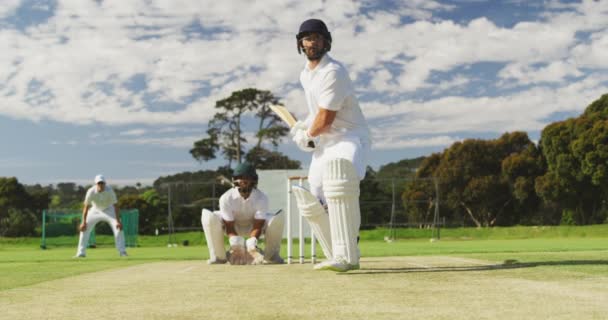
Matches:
[307,140,315,148]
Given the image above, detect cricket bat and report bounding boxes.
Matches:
[269,104,315,148]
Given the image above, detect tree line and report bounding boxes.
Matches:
[1,92,607,237]
[401,93,608,227]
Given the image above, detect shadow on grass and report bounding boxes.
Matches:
[341,260,608,275]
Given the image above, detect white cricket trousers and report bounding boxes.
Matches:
[76,206,126,256]
[307,135,371,203]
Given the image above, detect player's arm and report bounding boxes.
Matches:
[114,204,123,230]
[111,188,122,230]
[248,195,268,245]
[308,107,336,137]
[80,203,91,232]
[115,204,120,222]
[224,220,238,237]
[249,219,265,239]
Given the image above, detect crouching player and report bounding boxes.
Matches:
[201,162,284,265]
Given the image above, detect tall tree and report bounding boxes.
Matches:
[0,177,31,214]
[536,94,608,224]
[407,132,544,227]
[190,88,293,167]
[0,177,43,236]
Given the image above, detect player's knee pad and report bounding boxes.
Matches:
[201,208,226,260]
[323,158,361,264]
[263,213,285,258]
[292,185,333,260]
[201,209,221,229]
[265,212,285,235]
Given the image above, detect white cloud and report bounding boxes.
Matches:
[498,61,583,84]
[372,134,460,150]
[50,140,79,145]
[364,73,608,148]
[432,75,471,94]
[1,0,607,156]
[571,30,608,68]
[0,0,20,18]
[119,129,147,136]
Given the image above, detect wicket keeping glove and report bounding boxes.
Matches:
[228,236,248,265]
[246,237,258,251]
[246,237,265,265]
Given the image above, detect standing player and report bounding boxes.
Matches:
[201,162,285,265]
[74,174,127,258]
[290,19,371,272]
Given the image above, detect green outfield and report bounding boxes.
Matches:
[1,227,608,319]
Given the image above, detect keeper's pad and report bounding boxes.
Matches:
[323,158,361,265]
[263,212,285,261]
[292,185,333,260]
[201,209,227,262]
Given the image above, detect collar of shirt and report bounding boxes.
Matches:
[303,54,331,74]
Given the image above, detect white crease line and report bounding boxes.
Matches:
[406,261,432,269]
[178,266,198,273]
[442,257,495,266]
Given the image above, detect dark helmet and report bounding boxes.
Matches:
[233,162,258,180]
[296,19,332,54]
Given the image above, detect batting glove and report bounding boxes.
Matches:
[290,121,316,152]
[289,120,308,136]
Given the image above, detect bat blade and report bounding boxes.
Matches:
[269,104,297,128]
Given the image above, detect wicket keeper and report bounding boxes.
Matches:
[201,162,285,265]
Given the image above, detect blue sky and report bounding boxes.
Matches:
[0,0,607,186]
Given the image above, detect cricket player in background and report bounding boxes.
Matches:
[290,18,371,272]
[201,162,285,265]
[74,174,127,258]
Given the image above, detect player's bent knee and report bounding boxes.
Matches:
[201,209,220,228]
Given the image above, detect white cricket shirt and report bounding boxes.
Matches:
[219,188,268,224]
[84,186,118,211]
[300,54,370,143]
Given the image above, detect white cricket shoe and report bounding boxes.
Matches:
[313,258,359,272]
[72,254,86,258]
[119,252,128,257]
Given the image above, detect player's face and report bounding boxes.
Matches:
[234,177,255,199]
[301,33,325,61]
[96,181,105,192]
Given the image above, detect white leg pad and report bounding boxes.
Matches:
[263,212,285,260]
[292,185,333,260]
[323,158,361,265]
[201,209,226,261]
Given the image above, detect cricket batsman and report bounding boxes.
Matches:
[290,18,371,272]
[201,162,285,265]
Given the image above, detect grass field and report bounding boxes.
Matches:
[1,227,608,319]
